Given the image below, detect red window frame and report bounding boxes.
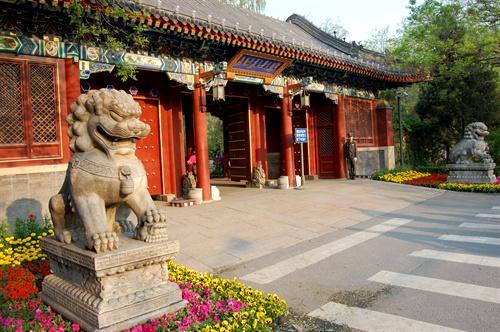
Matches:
[0,55,64,162]
[344,97,376,146]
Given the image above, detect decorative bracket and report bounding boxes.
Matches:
[286,76,313,108]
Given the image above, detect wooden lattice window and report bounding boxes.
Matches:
[30,64,58,143]
[0,62,24,145]
[318,111,334,155]
[0,56,62,160]
[344,98,375,145]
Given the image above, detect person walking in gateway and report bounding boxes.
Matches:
[344,132,357,179]
[187,149,197,177]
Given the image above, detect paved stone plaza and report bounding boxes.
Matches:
[167,179,443,272]
[166,179,500,331]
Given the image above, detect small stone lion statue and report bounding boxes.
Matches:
[251,162,266,189]
[181,171,196,198]
[49,89,168,253]
[449,122,494,164]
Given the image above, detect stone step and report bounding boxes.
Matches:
[169,199,198,207]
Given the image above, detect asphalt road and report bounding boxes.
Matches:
[219,190,500,332]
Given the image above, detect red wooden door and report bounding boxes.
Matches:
[317,110,335,178]
[292,110,309,175]
[135,98,162,195]
[225,108,250,182]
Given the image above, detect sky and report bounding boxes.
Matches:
[264,0,416,43]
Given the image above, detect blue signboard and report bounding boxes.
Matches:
[227,50,291,80]
[295,128,308,144]
[233,54,284,75]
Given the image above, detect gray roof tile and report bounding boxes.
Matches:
[115,0,415,78]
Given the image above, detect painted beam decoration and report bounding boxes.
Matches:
[0,32,375,99]
[228,50,291,84]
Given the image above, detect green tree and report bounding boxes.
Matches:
[67,0,150,81]
[362,26,391,53]
[206,114,224,159]
[219,0,266,13]
[389,0,500,165]
[320,17,349,40]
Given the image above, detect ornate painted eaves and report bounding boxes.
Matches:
[2,0,425,84]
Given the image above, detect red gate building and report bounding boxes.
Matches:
[0,0,421,220]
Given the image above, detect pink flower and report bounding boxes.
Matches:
[200,304,210,315]
[15,328,22,332]
[28,300,39,310]
[180,316,191,329]
[3,317,13,327]
[142,324,154,332]
[71,323,80,331]
[35,309,43,320]
[215,300,225,312]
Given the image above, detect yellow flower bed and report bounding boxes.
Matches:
[379,170,430,184]
[0,229,52,266]
[1,230,289,331]
[168,261,288,331]
[437,182,500,193]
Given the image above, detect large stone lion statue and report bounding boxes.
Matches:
[449,122,494,164]
[49,89,168,253]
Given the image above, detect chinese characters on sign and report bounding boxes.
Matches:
[227,49,291,81]
[233,54,284,75]
[295,128,308,144]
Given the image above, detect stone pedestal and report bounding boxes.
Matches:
[277,176,289,189]
[40,236,185,332]
[187,188,203,204]
[447,163,496,184]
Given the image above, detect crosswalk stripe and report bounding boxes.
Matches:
[459,222,500,230]
[410,249,500,267]
[308,301,465,332]
[241,218,412,284]
[369,270,500,304]
[439,234,500,246]
[476,213,500,219]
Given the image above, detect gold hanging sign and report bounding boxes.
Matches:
[227,49,291,84]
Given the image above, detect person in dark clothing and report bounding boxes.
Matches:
[344,132,357,179]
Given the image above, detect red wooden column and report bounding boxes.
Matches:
[63,58,81,162]
[193,75,211,200]
[376,100,394,147]
[257,98,268,176]
[281,85,295,187]
[335,95,347,178]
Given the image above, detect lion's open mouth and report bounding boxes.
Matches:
[95,126,138,149]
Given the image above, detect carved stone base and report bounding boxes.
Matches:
[40,236,185,332]
[447,163,497,184]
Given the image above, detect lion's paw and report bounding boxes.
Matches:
[116,219,136,234]
[56,230,72,244]
[142,208,163,224]
[91,232,119,253]
[136,208,168,243]
[144,222,168,243]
